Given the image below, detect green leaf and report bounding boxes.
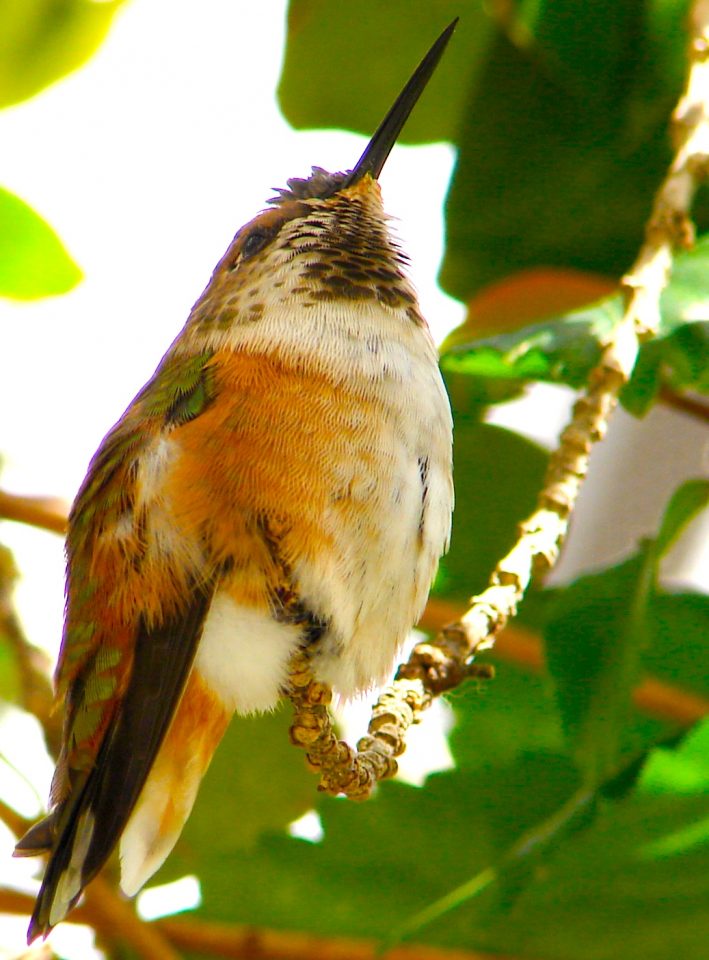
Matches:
[0,187,82,299]
[440,0,700,300]
[441,233,709,410]
[654,479,709,558]
[434,419,547,602]
[171,731,709,960]
[278,0,491,144]
[545,551,658,783]
[639,718,709,795]
[392,730,709,954]
[0,0,123,108]
[174,755,580,938]
[441,297,620,389]
[641,591,709,700]
[441,791,709,960]
[447,661,566,773]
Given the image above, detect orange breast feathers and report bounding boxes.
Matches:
[167,348,395,591]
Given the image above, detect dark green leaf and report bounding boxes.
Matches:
[438,791,709,960]
[0,187,82,299]
[440,0,699,300]
[278,0,490,144]
[447,660,566,772]
[545,551,658,782]
[434,419,547,602]
[175,756,580,938]
[0,0,123,108]
[641,591,709,700]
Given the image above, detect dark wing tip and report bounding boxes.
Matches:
[24,582,215,943]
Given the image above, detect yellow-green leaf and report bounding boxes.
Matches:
[0,186,82,299]
[0,0,124,108]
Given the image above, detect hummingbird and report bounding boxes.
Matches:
[16,20,456,942]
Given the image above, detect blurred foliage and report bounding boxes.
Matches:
[0,0,123,108]
[0,187,82,299]
[0,545,21,701]
[0,0,120,298]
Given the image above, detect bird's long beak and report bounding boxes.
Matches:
[343,18,458,188]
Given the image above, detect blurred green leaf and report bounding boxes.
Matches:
[640,718,709,795]
[545,551,657,783]
[543,472,709,787]
[0,0,123,108]
[433,419,547,602]
[654,479,709,558]
[0,187,82,299]
[278,0,489,144]
[172,755,580,938]
[0,545,20,702]
[440,791,709,960]
[447,661,566,772]
[641,591,709,700]
[170,720,709,960]
[440,0,701,300]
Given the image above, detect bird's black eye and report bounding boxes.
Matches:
[241,228,272,260]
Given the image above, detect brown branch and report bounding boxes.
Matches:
[285,1,709,797]
[0,797,32,838]
[0,491,69,536]
[0,888,519,960]
[0,879,181,960]
[157,916,515,960]
[659,385,709,422]
[81,877,182,960]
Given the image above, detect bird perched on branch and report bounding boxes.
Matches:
[16,19,456,942]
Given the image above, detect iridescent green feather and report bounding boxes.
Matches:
[138,350,215,423]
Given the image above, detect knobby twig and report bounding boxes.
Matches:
[286,2,709,798]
